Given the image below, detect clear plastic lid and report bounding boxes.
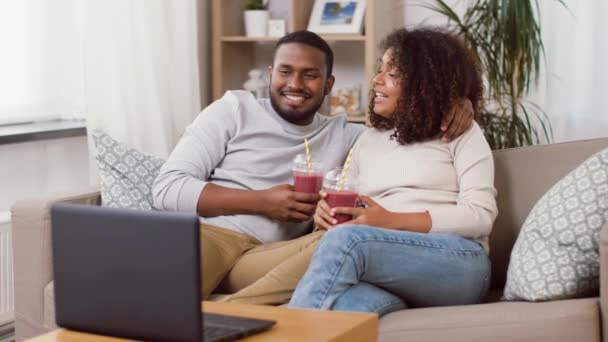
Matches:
[292,153,323,173]
[323,167,356,191]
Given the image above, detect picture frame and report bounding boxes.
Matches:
[307,0,366,34]
[267,19,286,38]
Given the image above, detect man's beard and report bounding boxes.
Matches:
[269,87,325,124]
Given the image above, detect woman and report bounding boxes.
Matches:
[288,28,498,316]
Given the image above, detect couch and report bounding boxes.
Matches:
[12,137,608,341]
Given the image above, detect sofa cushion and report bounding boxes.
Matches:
[91,129,165,209]
[503,147,608,301]
[378,298,600,342]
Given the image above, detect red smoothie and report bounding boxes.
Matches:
[325,189,358,224]
[293,171,323,194]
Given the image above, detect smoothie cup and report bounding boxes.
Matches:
[323,167,358,224]
[292,154,323,194]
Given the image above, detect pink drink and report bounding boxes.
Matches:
[293,171,323,194]
[325,189,358,224]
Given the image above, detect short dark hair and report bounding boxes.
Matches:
[273,31,334,77]
[369,28,484,145]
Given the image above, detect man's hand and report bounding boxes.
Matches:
[259,184,321,222]
[441,98,474,142]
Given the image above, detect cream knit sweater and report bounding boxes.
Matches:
[348,122,498,252]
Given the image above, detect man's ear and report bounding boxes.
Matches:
[325,75,335,96]
[268,65,273,77]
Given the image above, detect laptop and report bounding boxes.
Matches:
[50,203,276,342]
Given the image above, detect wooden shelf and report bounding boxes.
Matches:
[222,36,279,42]
[319,34,366,42]
[212,0,403,100]
[222,35,366,43]
[346,116,368,123]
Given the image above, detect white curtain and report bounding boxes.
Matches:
[0,0,85,124]
[530,0,608,143]
[81,0,202,158]
[0,0,203,158]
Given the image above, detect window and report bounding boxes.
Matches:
[0,0,85,125]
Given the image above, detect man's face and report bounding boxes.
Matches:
[269,43,334,125]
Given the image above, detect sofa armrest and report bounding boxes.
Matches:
[600,223,608,342]
[11,190,100,340]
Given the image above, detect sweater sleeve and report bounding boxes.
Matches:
[427,123,498,239]
[152,92,238,212]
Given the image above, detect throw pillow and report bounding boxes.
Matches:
[504,147,608,301]
[91,129,166,209]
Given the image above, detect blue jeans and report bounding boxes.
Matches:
[288,225,490,316]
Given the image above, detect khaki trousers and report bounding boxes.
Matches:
[201,223,323,305]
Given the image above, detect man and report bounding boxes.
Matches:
[152,31,473,303]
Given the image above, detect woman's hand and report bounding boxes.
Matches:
[332,195,432,232]
[313,190,338,230]
[331,195,396,229]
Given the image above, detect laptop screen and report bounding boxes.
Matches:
[51,203,202,341]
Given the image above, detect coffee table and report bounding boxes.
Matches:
[27,301,378,341]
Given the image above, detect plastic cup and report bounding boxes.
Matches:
[292,154,323,194]
[323,167,358,224]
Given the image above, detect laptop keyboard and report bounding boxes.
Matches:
[203,324,244,342]
[202,312,275,342]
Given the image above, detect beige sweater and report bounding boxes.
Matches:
[348,122,498,252]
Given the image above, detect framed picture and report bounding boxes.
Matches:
[307,0,366,34]
[268,19,286,38]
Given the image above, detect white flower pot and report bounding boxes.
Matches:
[244,10,269,37]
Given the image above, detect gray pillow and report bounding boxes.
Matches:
[504,147,608,301]
[91,129,165,209]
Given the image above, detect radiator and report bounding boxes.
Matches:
[0,214,13,321]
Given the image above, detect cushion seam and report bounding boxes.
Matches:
[380,311,598,332]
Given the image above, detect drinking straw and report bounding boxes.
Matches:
[338,148,353,191]
[304,138,312,174]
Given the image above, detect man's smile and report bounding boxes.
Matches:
[280,91,311,106]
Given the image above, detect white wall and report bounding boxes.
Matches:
[0,135,90,326]
[0,136,91,213]
[402,0,465,28]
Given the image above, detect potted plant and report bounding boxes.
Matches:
[428,0,566,150]
[244,0,269,37]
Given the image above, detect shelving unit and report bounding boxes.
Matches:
[211,0,402,122]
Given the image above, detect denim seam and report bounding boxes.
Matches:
[366,294,404,314]
[316,234,486,308]
[316,238,367,308]
[347,234,486,255]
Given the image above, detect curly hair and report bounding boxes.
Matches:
[369,28,483,145]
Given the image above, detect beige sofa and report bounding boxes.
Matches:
[12,137,608,341]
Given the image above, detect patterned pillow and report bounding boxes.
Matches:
[91,129,166,209]
[504,147,608,301]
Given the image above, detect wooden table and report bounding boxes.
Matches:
[28,301,378,341]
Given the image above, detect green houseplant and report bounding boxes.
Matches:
[245,0,266,10]
[428,0,564,150]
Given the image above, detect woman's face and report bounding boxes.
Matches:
[372,49,400,118]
